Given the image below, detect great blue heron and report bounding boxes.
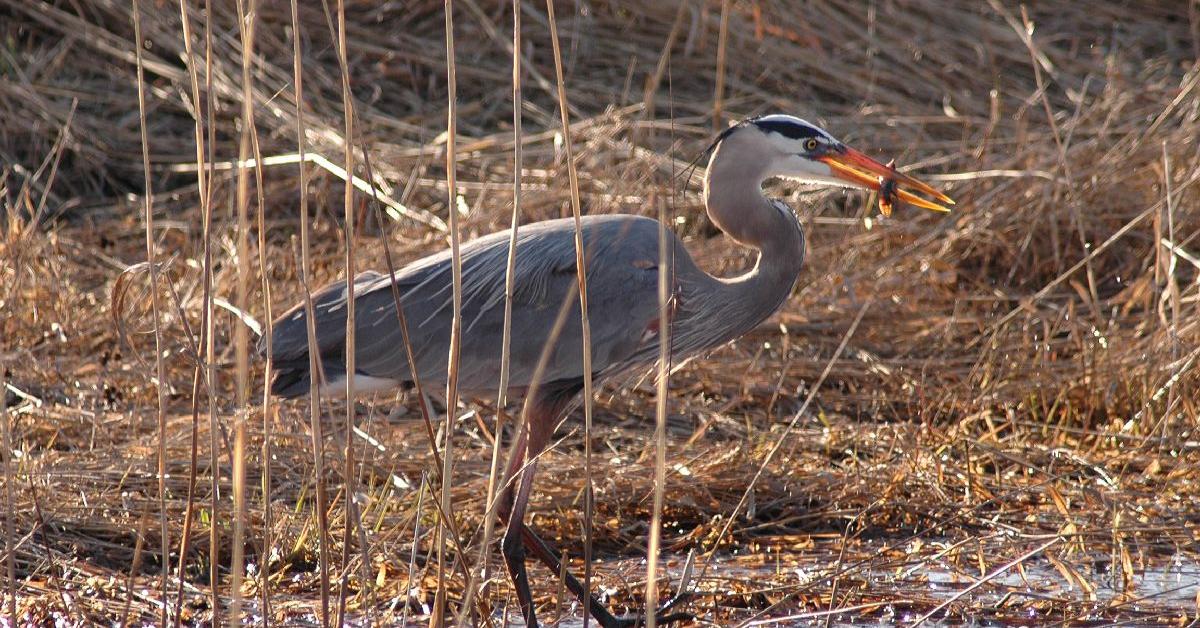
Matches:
[267,115,952,627]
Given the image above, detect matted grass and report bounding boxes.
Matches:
[2,0,1199,624]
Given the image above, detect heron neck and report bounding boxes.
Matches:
[698,154,806,342]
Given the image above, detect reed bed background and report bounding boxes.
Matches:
[3,0,1200,624]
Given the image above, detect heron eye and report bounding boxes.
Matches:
[804,138,820,152]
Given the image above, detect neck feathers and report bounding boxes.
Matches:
[703,133,805,261]
[679,133,806,350]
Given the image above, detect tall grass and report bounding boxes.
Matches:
[645,191,672,627]
[287,0,331,623]
[330,0,366,622]
[249,12,276,628]
[200,7,221,620]
[543,2,598,622]
[170,0,222,621]
[456,0,525,621]
[1,358,12,625]
[129,0,169,623]
[711,0,730,134]
[434,1,464,624]
[230,0,261,622]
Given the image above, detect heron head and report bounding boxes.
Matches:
[719,114,953,215]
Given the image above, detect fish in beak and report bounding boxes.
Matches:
[819,145,954,216]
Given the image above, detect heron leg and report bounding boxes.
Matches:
[499,427,538,627]
[518,525,694,628]
[500,382,691,627]
[498,387,568,627]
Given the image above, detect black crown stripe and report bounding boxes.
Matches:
[751,118,821,140]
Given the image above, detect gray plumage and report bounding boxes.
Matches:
[268,121,814,401]
[270,215,685,397]
[270,203,802,399]
[263,114,944,628]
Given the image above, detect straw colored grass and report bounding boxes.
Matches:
[2,0,1199,624]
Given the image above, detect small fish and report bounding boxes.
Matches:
[878,159,898,217]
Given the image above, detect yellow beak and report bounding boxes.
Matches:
[819,145,954,216]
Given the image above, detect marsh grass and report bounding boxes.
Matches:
[2,0,1200,624]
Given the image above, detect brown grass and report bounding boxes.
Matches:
[3,0,1200,625]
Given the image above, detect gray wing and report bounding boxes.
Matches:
[267,215,672,397]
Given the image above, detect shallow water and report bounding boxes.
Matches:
[519,551,1200,627]
[321,550,1200,626]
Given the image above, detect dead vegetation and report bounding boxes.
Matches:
[2,0,1200,625]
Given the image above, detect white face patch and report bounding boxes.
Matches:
[738,115,851,187]
[769,154,845,187]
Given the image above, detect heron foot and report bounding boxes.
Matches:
[517,524,696,627]
[602,612,695,628]
[599,592,696,628]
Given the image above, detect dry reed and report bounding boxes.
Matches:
[129,0,170,623]
[331,0,364,623]
[286,0,331,622]
[432,1,465,625]
[1,353,12,625]
[455,0,526,621]
[543,2,601,623]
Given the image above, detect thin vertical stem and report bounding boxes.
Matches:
[231,414,247,627]
[130,1,169,623]
[645,206,673,627]
[544,2,595,625]
[362,158,441,472]
[357,145,473,589]
[713,0,730,134]
[359,139,463,617]
[333,0,362,622]
[174,0,219,620]
[172,6,205,623]
[434,0,464,624]
[247,18,274,628]
[288,1,331,624]
[1162,141,1179,437]
[174,373,203,628]
[121,506,151,627]
[456,0,522,622]
[1,364,13,626]
[342,33,455,609]
[198,2,221,621]
[231,0,259,622]
[401,473,427,628]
